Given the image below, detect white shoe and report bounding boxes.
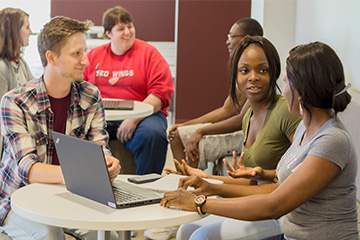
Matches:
[143,226,178,240]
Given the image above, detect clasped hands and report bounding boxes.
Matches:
[167,125,203,163]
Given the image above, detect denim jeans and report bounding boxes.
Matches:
[106,112,168,175]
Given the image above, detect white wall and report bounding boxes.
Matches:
[0,0,50,33]
[252,0,360,91]
[295,0,360,90]
[264,0,297,91]
[252,0,297,91]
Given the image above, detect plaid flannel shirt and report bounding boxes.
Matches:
[0,77,110,225]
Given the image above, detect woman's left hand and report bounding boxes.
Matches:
[160,188,197,211]
[225,151,265,180]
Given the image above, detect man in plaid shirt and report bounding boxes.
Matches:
[0,17,121,239]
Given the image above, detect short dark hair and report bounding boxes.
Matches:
[286,42,351,118]
[37,16,93,67]
[0,7,29,62]
[235,18,263,37]
[103,6,134,37]
[229,36,280,108]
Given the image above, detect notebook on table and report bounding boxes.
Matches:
[52,131,162,209]
[102,99,134,110]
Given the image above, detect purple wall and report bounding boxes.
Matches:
[51,0,175,41]
[175,0,251,123]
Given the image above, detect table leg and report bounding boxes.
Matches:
[97,230,110,240]
[117,230,131,240]
[97,230,130,240]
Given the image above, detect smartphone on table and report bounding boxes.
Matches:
[127,173,163,184]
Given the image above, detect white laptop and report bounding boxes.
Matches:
[52,131,162,209]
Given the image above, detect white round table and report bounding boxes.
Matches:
[11,175,202,240]
[104,100,154,121]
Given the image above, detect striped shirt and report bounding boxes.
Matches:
[0,77,110,225]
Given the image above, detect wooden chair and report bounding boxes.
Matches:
[0,233,12,240]
[108,140,137,174]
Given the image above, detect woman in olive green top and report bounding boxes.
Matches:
[165,36,301,240]
[241,95,300,170]
[166,35,301,180]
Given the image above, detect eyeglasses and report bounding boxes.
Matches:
[227,34,243,41]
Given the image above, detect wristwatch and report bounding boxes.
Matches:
[195,195,207,215]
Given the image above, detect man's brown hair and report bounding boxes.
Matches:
[37,16,93,67]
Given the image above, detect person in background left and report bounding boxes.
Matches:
[84,6,174,175]
[0,7,34,157]
[0,16,120,240]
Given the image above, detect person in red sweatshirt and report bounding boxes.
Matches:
[83,6,174,175]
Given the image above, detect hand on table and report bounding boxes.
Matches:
[163,159,207,178]
[178,175,215,196]
[105,155,121,181]
[116,118,140,143]
[160,188,197,212]
[160,175,215,211]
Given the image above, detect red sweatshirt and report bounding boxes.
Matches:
[83,39,174,116]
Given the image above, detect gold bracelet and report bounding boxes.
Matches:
[273,170,278,183]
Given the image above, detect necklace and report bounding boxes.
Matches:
[12,61,20,73]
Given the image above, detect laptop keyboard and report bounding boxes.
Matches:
[113,187,142,203]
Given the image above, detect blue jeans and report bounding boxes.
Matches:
[107,112,168,175]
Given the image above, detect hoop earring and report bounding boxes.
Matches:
[298,97,303,116]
